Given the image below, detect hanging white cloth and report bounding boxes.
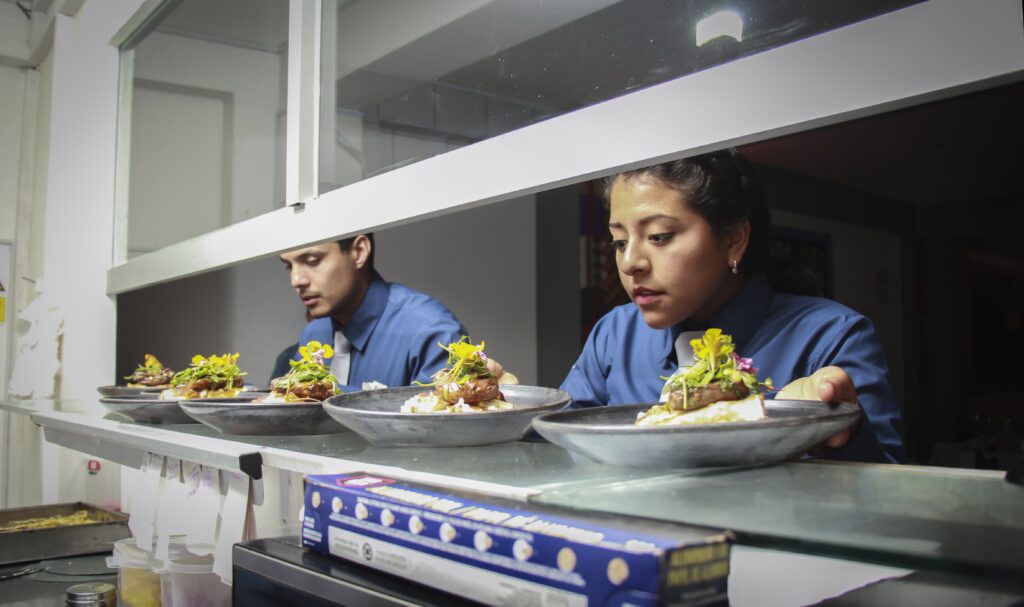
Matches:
[331,330,352,385]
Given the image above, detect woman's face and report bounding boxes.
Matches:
[608,174,747,329]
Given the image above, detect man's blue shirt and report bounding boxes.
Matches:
[560,273,906,463]
[297,272,466,392]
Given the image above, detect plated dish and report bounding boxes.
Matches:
[323,338,570,446]
[262,341,340,403]
[100,353,262,424]
[639,328,774,426]
[402,338,512,413]
[97,354,173,397]
[161,353,247,399]
[533,328,859,468]
[323,384,571,447]
[532,400,861,468]
[126,354,174,388]
[179,342,347,435]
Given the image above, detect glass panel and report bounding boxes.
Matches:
[318,0,922,193]
[534,462,1024,575]
[126,0,289,257]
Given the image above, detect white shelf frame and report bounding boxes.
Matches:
[106,0,1024,294]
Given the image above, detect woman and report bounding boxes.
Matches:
[560,150,906,463]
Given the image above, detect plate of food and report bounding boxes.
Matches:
[532,329,861,468]
[97,354,174,397]
[179,342,347,435]
[98,352,259,424]
[322,338,571,447]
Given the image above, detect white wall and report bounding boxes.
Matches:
[376,197,539,384]
[129,84,230,251]
[43,2,145,506]
[0,64,24,242]
[0,62,25,397]
[1,0,144,509]
[128,31,284,253]
[3,30,47,511]
[0,20,28,508]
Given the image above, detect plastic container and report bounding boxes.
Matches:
[108,537,196,607]
[108,539,162,607]
[160,555,230,607]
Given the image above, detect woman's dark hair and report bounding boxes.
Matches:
[603,150,770,271]
[337,233,375,271]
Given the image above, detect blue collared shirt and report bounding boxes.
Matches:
[297,273,466,392]
[560,273,906,463]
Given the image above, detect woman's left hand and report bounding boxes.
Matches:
[777,366,859,449]
[485,358,519,385]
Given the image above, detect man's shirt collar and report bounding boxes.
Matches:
[333,271,389,352]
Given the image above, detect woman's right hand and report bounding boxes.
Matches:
[778,366,861,450]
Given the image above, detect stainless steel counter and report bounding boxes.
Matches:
[5,397,1023,586]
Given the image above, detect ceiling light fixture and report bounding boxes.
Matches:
[695,10,743,46]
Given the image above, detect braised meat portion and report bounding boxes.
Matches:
[668,380,751,412]
[188,376,243,394]
[272,377,335,402]
[436,376,500,404]
[128,367,174,387]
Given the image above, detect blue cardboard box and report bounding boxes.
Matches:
[302,473,731,606]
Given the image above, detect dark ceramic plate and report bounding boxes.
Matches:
[532,400,860,468]
[98,396,194,425]
[322,385,571,447]
[179,395,346,435]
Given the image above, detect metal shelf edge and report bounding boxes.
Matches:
[30,410,264,479]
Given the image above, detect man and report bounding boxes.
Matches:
[278,234,466,391]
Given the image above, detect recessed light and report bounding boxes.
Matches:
[696,10,743,46]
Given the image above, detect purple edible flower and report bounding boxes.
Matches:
[732,352,757,374]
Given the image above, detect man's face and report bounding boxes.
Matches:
[280,243,359,320]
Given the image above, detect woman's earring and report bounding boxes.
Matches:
[731,260,739,275]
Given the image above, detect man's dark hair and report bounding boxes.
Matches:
[338,233,375,271]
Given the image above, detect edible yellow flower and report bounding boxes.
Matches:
[690,328,735,373]
[298,341,333,364]
[449,339,485,362]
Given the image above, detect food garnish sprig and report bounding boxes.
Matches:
[124,353,167,382]
[280,341,339,400]
[661,328,772,409]
[425,337,494,401]
[170,352,246,387]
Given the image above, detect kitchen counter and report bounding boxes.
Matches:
[5,397,1024,602]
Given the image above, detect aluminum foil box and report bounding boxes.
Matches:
[302,473,731,606]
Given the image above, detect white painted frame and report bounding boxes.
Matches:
[107,0,1024,294]
[286,0,320,208]
[0,239,12,507]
